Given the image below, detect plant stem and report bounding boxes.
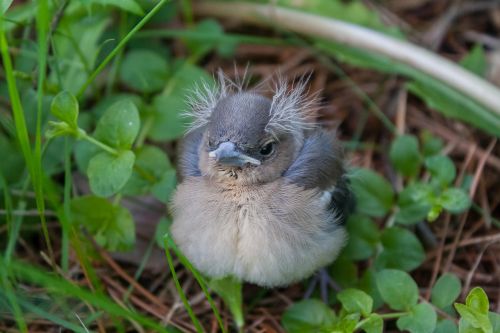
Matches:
[80,132,119,156]
[163,237,204,333]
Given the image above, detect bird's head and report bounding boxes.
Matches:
[186,72,318,185]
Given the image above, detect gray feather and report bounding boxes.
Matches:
[178,128,204,179]
[284,130,344,190]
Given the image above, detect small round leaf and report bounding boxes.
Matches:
[343,215,380,261]
[376,269,418,311]
[431,273,462,309]
[51,91,79,128]
[94,99,140,149]
[360,313,383,333]
[389,135,421,177]
[466,287,490,314]
[439,188,471,214]
[71,196,135,251]
[88,151,135,197]
[375,227,425,272]
[282,299,336,333]
[337,288,373,317]
[425,155,456,187]
[396,303,437,333]
[120,49,168,93]
[350,168,394,217]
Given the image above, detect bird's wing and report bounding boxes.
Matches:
[284,130,344,190]
[177,128,204,179]
[283,130,355,225]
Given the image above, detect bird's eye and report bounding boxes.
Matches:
[259,142,275,156]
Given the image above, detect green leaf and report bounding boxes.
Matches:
[94,100,140,149]
[397,303,437,333]
[350,168,394,217]
[120,49,168,93]
[425,155,456,187]
[375,227,425,272]
[337,288,373,317]
[85,0,144,15]
[455,303,492,333]
[148,94,187,142]
[461,44,487,77]
[74,140,99,173]
[466,287,490,314]
[334,313,360,332]
[343,215,380,261]
[360,313,383,333]
[439,188,471,214]
[50,91,79,129]
[71,196,135,251]
[389,135,421,177]
[330,254,359,289]
[183,19,225,59]
[148,62,213,142]
[395,183,433,225]
[121,145,174,196]
[489,312,500,333]
[2,0,14,13]
[282,299,336,333]
[209,277,244,329]
[431,273,462,309]
[151,169,177,203]
[434,319,458,333]
[50,14,110,94]
[421,131,444,157]
[358,269,384,311]
[376,269,418,311]
[407,77,500,138]
[88,151,135,197]
[0,134,24,183]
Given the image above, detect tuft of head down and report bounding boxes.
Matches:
[184,70,319,136]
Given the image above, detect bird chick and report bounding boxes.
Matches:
[171,72,354,287]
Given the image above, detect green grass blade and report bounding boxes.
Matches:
[0,170,13,235]
[0,6,54,260]
[163,236,204,333]
[76,0,171,98]
[33,0,55,263]
[61,137,72,272]
[4,201,26,265]
[7,258,171,333]
[19,299,88,333]
[164,234,227,333]
[0,262,27,332]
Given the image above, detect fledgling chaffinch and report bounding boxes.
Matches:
[171,72,354,287]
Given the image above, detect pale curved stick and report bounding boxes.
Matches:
[194,1,500,117]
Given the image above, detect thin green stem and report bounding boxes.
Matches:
[80,131,119,156]
[34,0,55,265]
[378,312,409,319]
[165,234,227,333]
[0,263,27,333]
[61,137,72,272]
[1,4,55,263]
[76,0,170,99]
[163,238,204,333]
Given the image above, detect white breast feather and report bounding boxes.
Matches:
[171,178,346,287]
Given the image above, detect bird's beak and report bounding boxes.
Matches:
[208,142,261,167]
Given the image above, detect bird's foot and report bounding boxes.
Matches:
[303,268,341,303]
